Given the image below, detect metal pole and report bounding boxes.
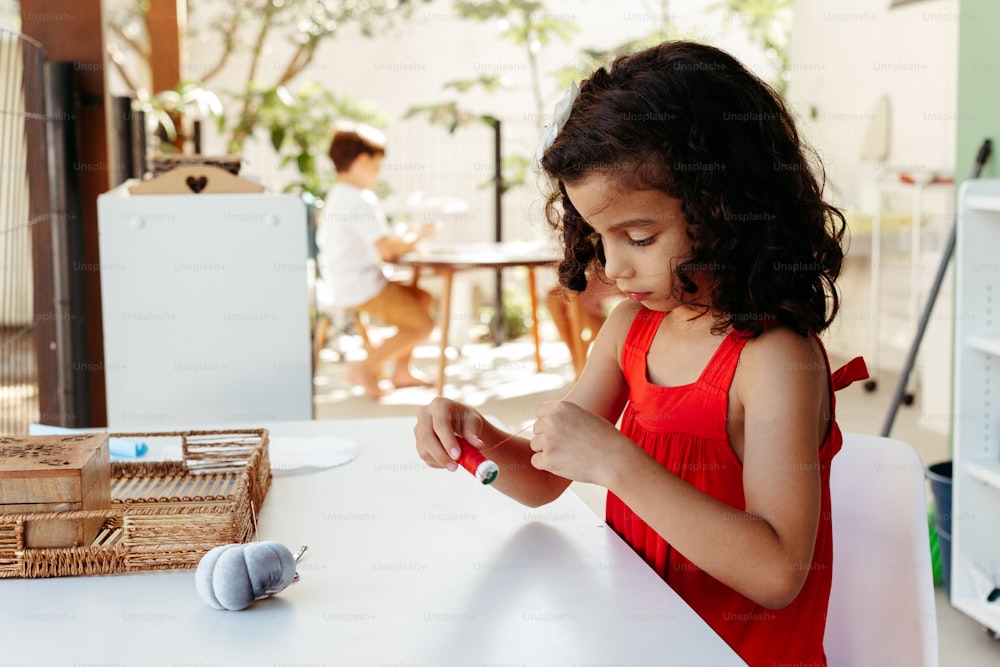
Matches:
[491,117,505,345]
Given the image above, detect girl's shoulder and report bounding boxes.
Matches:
[603,299,647,340]
[579,299,646,371]
[607,298,644,322]
[736,325,829,390]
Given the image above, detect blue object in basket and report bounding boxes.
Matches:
[108,439,149,460]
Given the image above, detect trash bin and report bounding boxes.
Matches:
[926,460,952,596]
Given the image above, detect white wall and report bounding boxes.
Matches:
[787,0,958,210]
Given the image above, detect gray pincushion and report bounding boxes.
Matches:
[195,541,297,610]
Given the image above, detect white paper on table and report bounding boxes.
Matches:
[267,435,358,474]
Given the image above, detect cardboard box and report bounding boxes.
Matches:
[0,434,111,548]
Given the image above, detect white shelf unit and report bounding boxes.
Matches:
[951,179,1000,634]
[96,183,313,429]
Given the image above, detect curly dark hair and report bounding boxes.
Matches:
[539,40,846,337]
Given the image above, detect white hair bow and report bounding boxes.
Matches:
[532,81,580,191]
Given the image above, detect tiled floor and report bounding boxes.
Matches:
[313,323,1000,665]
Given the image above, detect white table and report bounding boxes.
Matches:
[4,417,744,666]
[392,241,563,394]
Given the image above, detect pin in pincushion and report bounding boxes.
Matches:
[195,541,297,611]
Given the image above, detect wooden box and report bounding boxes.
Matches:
[0,434,111,548]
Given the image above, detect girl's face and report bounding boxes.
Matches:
[564,172,696,312]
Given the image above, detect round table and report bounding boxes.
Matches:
[391,241,566,394]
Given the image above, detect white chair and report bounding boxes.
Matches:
[824,432,939,666]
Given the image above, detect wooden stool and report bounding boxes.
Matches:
[313,311,374,368]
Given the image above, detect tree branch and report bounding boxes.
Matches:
[106,43,143,95]
[230,3,280,150]
[277,38,319,86]
[108,21,151,61]
[199,7,242,85]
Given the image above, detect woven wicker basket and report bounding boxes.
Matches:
[0,429,271,578]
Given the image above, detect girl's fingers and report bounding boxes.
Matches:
[422,398,482,470]
[414,403,457,469]
[461,426,485,451]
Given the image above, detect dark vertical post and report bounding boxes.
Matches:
[193,119,202,154]
[110,96,134,186]
[491,117,505,345]
[22,0,111,426]
[44,62,90,427]
[130,106,147,178]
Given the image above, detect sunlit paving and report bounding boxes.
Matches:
[314,320,575,422]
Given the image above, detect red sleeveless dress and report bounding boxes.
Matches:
[605,308,868,667]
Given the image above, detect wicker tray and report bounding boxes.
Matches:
[0,429,271,578]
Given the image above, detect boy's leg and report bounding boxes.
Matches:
[349,283,434,396]
[386,287,435,388]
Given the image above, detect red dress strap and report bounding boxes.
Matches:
[831,356,869,391]
[621,308,666,370]
[698,331,750,391]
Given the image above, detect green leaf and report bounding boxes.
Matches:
[270,127,286,152]
[296,152,312,175]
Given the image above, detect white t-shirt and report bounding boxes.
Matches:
[315,182,390,309]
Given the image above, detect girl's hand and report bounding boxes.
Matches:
[529,400,629,486]
[414,397,486,473]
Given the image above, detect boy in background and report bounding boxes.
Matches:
[316,122,436,399]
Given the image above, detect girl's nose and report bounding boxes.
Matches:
[602,245,633,281]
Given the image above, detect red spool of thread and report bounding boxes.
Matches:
[456,437,499,485]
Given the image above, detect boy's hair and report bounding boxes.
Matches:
[328,122,386,173]
[540,40,846,337]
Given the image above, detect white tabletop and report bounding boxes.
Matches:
[394,239,563,269]
[5,417,744,666]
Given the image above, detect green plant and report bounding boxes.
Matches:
[135,81,225,153]
[104,0,431,192]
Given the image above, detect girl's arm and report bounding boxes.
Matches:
[414,402,563,507]
[413,300,634,507]
[530,326,830,609]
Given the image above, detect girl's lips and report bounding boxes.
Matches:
[625,291,651,301]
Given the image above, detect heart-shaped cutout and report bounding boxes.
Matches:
[186,175,208,193]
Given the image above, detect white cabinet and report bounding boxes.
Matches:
[97,183,312,429]
[951,179,1000,634]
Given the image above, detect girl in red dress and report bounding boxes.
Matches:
[414,40,866,666]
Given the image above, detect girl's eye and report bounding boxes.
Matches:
[627,235,656,247]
